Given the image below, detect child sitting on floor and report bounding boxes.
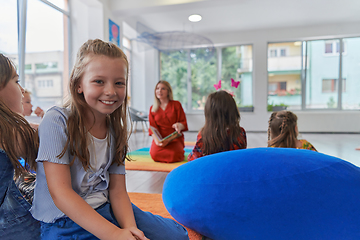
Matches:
[188,90,247,161]
[268,110,317,151]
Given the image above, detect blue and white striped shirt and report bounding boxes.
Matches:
[30,106,125,223]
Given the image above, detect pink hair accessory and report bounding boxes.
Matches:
[213,80,221,90]
[231,78,240,88]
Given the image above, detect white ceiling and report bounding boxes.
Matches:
[110,0,360,34]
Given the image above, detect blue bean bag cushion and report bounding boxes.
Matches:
[162,148,360,240]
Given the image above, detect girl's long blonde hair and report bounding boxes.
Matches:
[151,80,173,112]
[0,54,38,177]
[200,90,246,155]
[267,110,298,148]
[58,39,130,169]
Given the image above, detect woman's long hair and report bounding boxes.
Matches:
[0,54,38,177]
[200,90,246,155]
[58,39,130,169]
[151,80,173,112]
[267,110,298,148]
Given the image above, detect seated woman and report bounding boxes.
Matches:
[149,80,188,163]
[0,53,40,239]
[188,90,247,161]
[268,110,317,151]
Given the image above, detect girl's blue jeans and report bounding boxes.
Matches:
[40,202,189,240]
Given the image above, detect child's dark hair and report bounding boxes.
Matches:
[59,39,130,169]
[267,110,298,148]
[200,90,246,155]
[0,54,38,176]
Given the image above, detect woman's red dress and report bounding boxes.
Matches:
[149,100,188,163]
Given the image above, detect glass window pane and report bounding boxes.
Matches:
[45,0,67,10]
[160,50,188,109]
[305,40,339,109]
[25,0,69,111]
[221,45,253,108]
[267,42,302,110]
[190,48,217,110]
[342,37,360,110]
[0,0,18,68]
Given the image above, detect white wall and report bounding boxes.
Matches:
[70,0,104,60]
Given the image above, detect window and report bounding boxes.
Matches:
[280,49,287,57]
[268,37,359,111]
[45,0,67,10]
[324,40,345,55]
[25,0,70,110]
[160,44,253,111]
[322,79,346,93]
[269,49,277,57]
[0,0,18,74]
[190,48,217,110]
[38,80,54,88]
[269,47,288,58]
[342,37,360,109]
[268,42,302,110]
[221,45,253,108]
[35,62,58,72]
[325,42,333,53]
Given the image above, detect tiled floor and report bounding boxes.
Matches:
[126,131,360,193]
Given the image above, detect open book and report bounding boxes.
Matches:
[150,126,182,143]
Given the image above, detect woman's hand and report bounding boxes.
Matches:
[152,134,171,147]
[152,134,163,147]
[172,122,184,134]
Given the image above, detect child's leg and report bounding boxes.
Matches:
[131,203,189,240]
[40,202,188,240]
[40,203,117,240]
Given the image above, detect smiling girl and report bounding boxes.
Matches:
[30,39,188,240]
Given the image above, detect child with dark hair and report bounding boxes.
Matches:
[0,53,40,239]
[268,110,317,151]
[188,90,247,161]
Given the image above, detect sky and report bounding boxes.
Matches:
[0,0,65,55]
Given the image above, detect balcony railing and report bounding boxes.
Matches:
[268,55,302,71]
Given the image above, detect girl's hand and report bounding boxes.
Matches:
[34,107,44,118]
[172,122,184,134]
[127,227,149,240]
[108,228,141,240]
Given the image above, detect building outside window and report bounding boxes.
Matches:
[38,79,54,88]
[268,42,302,110]
[1,0,70,111]
[324,40,346,55]
[322,79,346,93]
[268,37,360,110]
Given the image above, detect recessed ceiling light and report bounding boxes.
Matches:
[188,14,202,22]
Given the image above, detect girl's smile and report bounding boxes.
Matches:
[78,55,127,121]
